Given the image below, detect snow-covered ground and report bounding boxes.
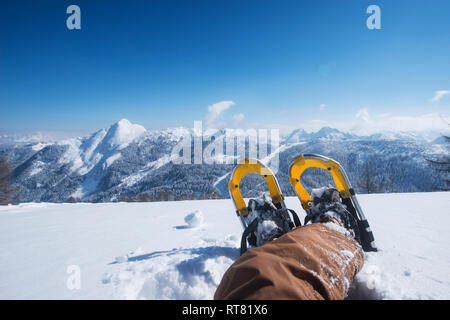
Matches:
[0,192,449,300]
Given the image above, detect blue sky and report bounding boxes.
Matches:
[0,0,449,136]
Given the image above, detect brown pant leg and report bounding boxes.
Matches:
[214,223,364,300]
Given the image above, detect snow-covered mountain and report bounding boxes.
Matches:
[59,119,146,176]
[284,126,431,143]
[0,119,448,203]
[285,126,358,142]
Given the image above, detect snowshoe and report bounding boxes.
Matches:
[288,154,377,252]
[229,158,302,255]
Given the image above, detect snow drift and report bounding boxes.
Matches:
[0,192,449,299]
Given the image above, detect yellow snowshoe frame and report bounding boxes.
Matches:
[229,158,285,219]
[289,154,352,210]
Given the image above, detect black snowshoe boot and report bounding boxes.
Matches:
[305,187,361,245]
[240,193,301,254]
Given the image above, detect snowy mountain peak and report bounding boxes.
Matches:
[312,127,356,140]
[284,128,308,143]
[367,131,422,141]
[55,119,147,177]
[284,126,443,143]
[315,126,340,135]
[105,119,147,150]
[117,118,132,126]
[285,127,355,142]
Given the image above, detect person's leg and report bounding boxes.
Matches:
[214,222,364,300]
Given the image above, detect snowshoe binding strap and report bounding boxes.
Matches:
[240,218,259,255]
[285,208,302,229]
[240,207,301,255]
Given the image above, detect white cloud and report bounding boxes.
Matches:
[319,104,326,111]
[361,113,449,133]
[232,113,245,121]
[430,90,450,102]
[205,101,236,127]
[356,108,371,123]
[375,113,391,118]
[201,102,449,140]
[271,110,450,139]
